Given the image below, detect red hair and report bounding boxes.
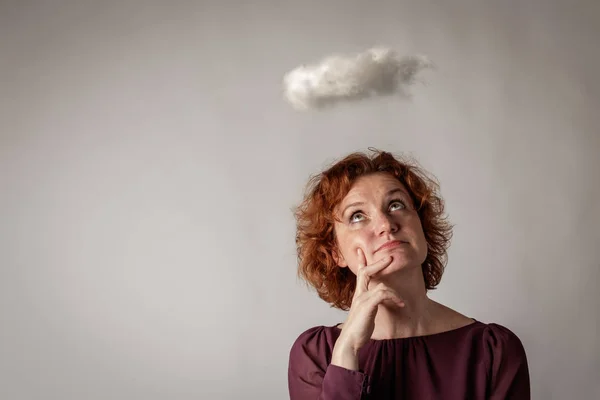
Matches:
[294,149,453,310]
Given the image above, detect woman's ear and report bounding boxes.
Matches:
[333,247,348,268]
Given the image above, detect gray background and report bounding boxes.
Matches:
[1,1,599,399]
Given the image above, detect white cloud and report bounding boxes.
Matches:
[282,47,433,111]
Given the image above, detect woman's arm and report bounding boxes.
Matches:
[288,334,369,400]
[289,251,402,399]
[485,324,531,399]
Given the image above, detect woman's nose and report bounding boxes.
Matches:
[376,213,399,235]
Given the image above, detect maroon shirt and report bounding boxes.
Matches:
[288,320,530,399]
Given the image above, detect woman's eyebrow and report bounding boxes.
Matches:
[341,188,409,215]
[341,201,364,216]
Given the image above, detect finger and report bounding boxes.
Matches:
[367,284,405,308]
[361,255,393,282]
[354,248,369,295]
[356,252,393,295]
[357,247,367,269]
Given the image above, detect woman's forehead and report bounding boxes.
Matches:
[346,173,407,197]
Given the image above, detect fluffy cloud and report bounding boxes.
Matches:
[283,47,433,111]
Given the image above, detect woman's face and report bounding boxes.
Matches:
[333,172,428,276]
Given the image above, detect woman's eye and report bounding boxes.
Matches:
[349,212,365,223]
[390,200,406,211]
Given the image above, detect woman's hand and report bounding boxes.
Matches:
[330,248,405,370]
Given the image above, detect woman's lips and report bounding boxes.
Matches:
[375,240,408,253]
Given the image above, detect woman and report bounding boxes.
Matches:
[288,149,530,399]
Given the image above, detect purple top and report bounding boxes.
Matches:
[288,321,530,399]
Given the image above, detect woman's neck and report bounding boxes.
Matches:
[369,268,438,340]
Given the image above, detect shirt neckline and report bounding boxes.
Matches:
[331,318,481,342]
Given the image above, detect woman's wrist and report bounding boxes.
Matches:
[331,339,360,371]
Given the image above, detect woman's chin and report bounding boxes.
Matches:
[378,258,418,276]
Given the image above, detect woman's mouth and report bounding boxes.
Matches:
[375,240,408,253]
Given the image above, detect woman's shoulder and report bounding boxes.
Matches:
[288,325,341,361]
[457,320,528,371]
[435,303,526,353]
[465,320,525,344]
[468,320,530,391]
[477,321,527,355]
[290,324,340,348]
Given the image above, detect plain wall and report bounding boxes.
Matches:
[1,1,599,399]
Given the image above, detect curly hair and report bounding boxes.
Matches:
[294,149,453,310]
